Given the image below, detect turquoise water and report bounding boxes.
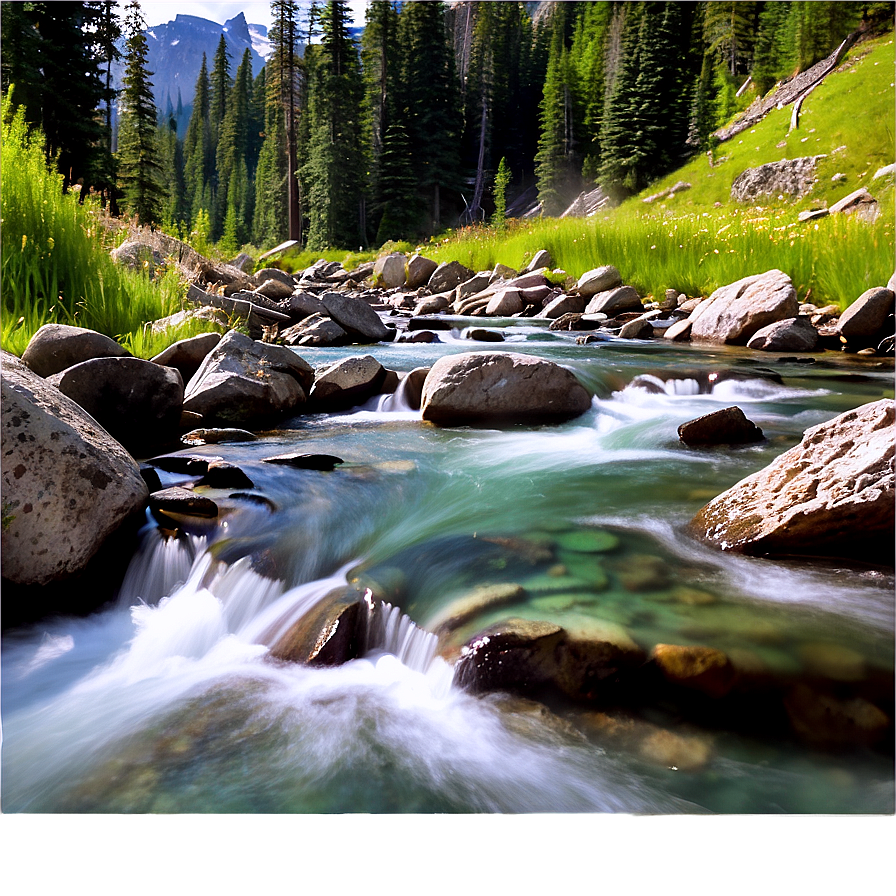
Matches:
[2,324,893,813]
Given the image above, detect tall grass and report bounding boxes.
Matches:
[1,92,188,356]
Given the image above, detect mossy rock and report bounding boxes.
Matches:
[522,573,595,594]
[554,529,620,554]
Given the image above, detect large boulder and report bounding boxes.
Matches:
[420,351,592,426]
[183,330,313,427]
[406,254,438,289]
[48,357,184,456]
[485,287,525,316]
[428,261,475,294]
[1,352,148,586]
[730,156,825,202]
[374,252,407,289]
[746,316,819,352]
[309,355,387,410]
[280,314,349,347]
[542,293,586,318]
[576,266,622,297]
[690,269,799,345]
[584,285,643,316]
[836,287,895,341]
[151,332,222,384]
[689,399,895,562]
[320,292,392,343]
[21,324,130,378]
[254,278,294,301]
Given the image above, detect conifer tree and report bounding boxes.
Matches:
[703,1,758,76]
[216,49,253,242]
[491,156,511,227]
[304,0,366,249]
[182,55,214,224]
[117,0,165,224]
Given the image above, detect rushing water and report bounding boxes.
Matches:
[2,321,894,814]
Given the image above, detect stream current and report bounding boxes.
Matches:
[2,320,894,813]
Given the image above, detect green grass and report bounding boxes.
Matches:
[1,92,193,357]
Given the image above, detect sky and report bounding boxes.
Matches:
[134,1,369,30]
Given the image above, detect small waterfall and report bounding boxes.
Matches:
[366,600,440,673]
[375,375,418,413]
[117,527,207,608]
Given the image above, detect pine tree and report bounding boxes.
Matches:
[374,122,418,243]
[117,0,165,224]
[182,55,214,224]
[752,1,793,95]
[216,48,253,241]
[491,156,511,227]
[304,0,366,249]
[158,115,186,229]
[535,31,575,215]
[703,1,758,77]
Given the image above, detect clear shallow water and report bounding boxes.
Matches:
[2,331,894,813]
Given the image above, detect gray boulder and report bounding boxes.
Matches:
[730,156,825,202]
[678,406,764,446]
[421,351,592,426]
[830,187,880,222]
[1,352,148,586]
[183,330,313,427]
[309,355,387,410]
[690,399,895,562]
[584,285,643,316]
[428,261,475,294]
[690,269,798,345]
[280,314,349,347]
[49,357,184,455]
[22,323,130,377]
[406,254,438,289]
[455,272,495,302]
[836,288,895,341]
[254,278,294,301]
[542,293,586,318]
[522,249,553,273]
[252,267,296,289]
[321,292,392,343]
[151,332,222,384]
[576,265,622,297]
[374,252,407,289]
[747,316,819,352]
[485,287,525,316]
[285,291,327,320]
[110,240,164,275]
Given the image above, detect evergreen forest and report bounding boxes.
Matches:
[2,0,893,253]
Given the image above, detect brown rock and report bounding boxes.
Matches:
[651,643,736,698]
[678,406,764,446]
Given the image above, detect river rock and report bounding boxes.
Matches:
[420,351,592,426]
[464,328,504,342]
[413,294,451,315]
[263,452,343,470]
[689,399,895,561]
[576,266,622,297]
[280,314,349,347]
[430,583,527,637]
[22,323,131,378]
[321,292,392,343]
[374,252,407,289]
[456,272,494,302]
[584,286,642,316]
[149,486,219,519]
[1,352,148,586]
[406,254,438,288]
[690,269,798,345]
[309,355,386,410]
[268,587,366,666]
[182,428,257,445]
[486,287,525,316]
[784,684,890,747]
[678,406,764,446]
[428,261,474,294]
[730,156,825,202]
[48,356,184,455]
[618,310,663,339]
[183,330,313,427]
[651,644,736,698]
[542,293,586,318]
[836,287,895,341]
[151,332,222,384]
[746,316,819,352]
[285,291,326,320]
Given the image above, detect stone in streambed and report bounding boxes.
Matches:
[678,406,764,446]
[182,428,257,445]
[584,286,642,316]
[746,316,818,352]
[464,328,504,342]
[320,292,392,343]
[309,355,386,410]
[149,486,218,518]
[429,583,527,636]
[836,287,895,342]
[689,399,894,562]
[21,323,130,377]
[421,351,592,426]
[196,461,255,489]
[262,452,344,471]
[554,529,619,554]
[542,293,586,319]
[651,643,736,699]
[784,684,889,748]
[152,332,222,384]
[280,314,349,347]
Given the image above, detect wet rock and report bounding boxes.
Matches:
[730,156,825,202]
[181,428,257,445]
[797,642,866,683]
[690,270,799,345]
[406,254,438,289]
[149,486,218,518]
[374,252,407,289]
[638,728,714,771]
[584,286,642,316]
[21,323,130,378]
[663,318,693,341]
[399,330,439,344]
[576,266,622,297]
[690,399,894,562]
[390,367,429,411]
[464,328,504,342]
[151,332,222,384]
[554,529,619,554]
[421,351,592,426]
[262,452,344,471]
[147,453,221,474]
[280,314,349,347]
[784,684,890,747]
[321,292,392,343]
[610,553,670,592]
[542,293,586,318]
[408,317,453,332]
[651,643,736,698]
[747,316,818,352]
[196,461,255,490]
[1,353,149,586]
[268,587,366,666]
[678,406,764,446]
[618,310,664,339]
[430,583,527,636]
[183,330,313,427]
[309,355,386,410]
[428,261,475,293]
[836,288,895,341]
[49,356,184,456]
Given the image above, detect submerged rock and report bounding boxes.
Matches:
[1,353,148,586]
[690,399,895,562]
[420,351,592,426]
[651,643,736,699]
